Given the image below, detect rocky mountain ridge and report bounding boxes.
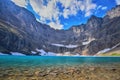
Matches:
[0,0,120,55]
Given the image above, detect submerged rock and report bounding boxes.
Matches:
[0,0,120,55]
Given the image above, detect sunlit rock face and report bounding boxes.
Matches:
[106,5,120,19]
[0,0,120,55]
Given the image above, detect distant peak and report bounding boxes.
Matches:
[115,5,120,8]
[90,15,101,20]
[106,5,120,19]
[87,15,101,23]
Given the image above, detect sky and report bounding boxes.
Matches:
[11,0,120,30]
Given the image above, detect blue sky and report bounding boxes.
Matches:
[12,0,120,30]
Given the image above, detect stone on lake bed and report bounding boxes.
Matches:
[35,71,48,77]
[0,64,120,80]
[89,67,95,71]
[49,72,58,77]
[34,71,40,76]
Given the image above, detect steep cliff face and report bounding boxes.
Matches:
[0,0,120,55]
[87,6,120,55]
[106,5,120,19]
[0,0,52,54]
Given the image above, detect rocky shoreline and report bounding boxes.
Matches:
[0,65,120,80]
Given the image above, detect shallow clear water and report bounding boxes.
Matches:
[0,56,120,68]
[0,56,120,80]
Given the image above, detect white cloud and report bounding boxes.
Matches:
[101,6,107,10]
[95,5,108,15]
[30,0,62,29]
[85,11,92,17]
[116,0,120,5]
[12,0,28,8]
[97,5,107,10]
[59,0,79,18]
[59,0,96,17]
[97,5,102,9]
[84,0,97,17]
[49,21,63,29]
[12,0,97,29]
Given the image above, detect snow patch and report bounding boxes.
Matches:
[36,49,47,55]
[0,52,8,55]
[57,52,80,56]
[82,38,95,45]
[97,48,111,54]
[31,51,36,54]
[36,49,56,56]
[36,49,80,56]
[56,54,63,56]
[73,54,80,56]
[51,43,78,48]
[47,52,56,56]
[96,42,120,55]
[65,44,78,48]
[82,41,91,45]
[11,52,26,56]
[111,42,120,49]
[51,43,64,47]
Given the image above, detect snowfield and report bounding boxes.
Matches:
[51,43,78,48]
[31,51,37,54]
[96,42,120,55]
[36,49,56,56]
[36,48,80,56]
[0,52,8,55]
[97,48,111,54]
[51,43,64,47]
[11,52,26,56]
[65,44,78,48]
[82,41,91,45]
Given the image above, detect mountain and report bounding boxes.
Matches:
[0,0,120,55]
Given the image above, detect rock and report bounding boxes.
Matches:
[0,74,4,77]
[26,74,34,77]
[75,69,81,74]
[34,71,40,76]
[89,67,95,71]
[49,72,58,77]
[31,77,37,80]
[111,68,116,71]
[85,76,90,80]
[34,70,48,77]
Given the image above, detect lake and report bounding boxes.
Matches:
[0,56,120,80]
[0,56,120,68]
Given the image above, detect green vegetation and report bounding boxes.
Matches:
[99,53,120,56]
[111,53,120,56]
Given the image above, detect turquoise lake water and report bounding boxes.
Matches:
[0,56,120,68]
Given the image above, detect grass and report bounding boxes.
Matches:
[111,53,120,56]
[99,53,120,56]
